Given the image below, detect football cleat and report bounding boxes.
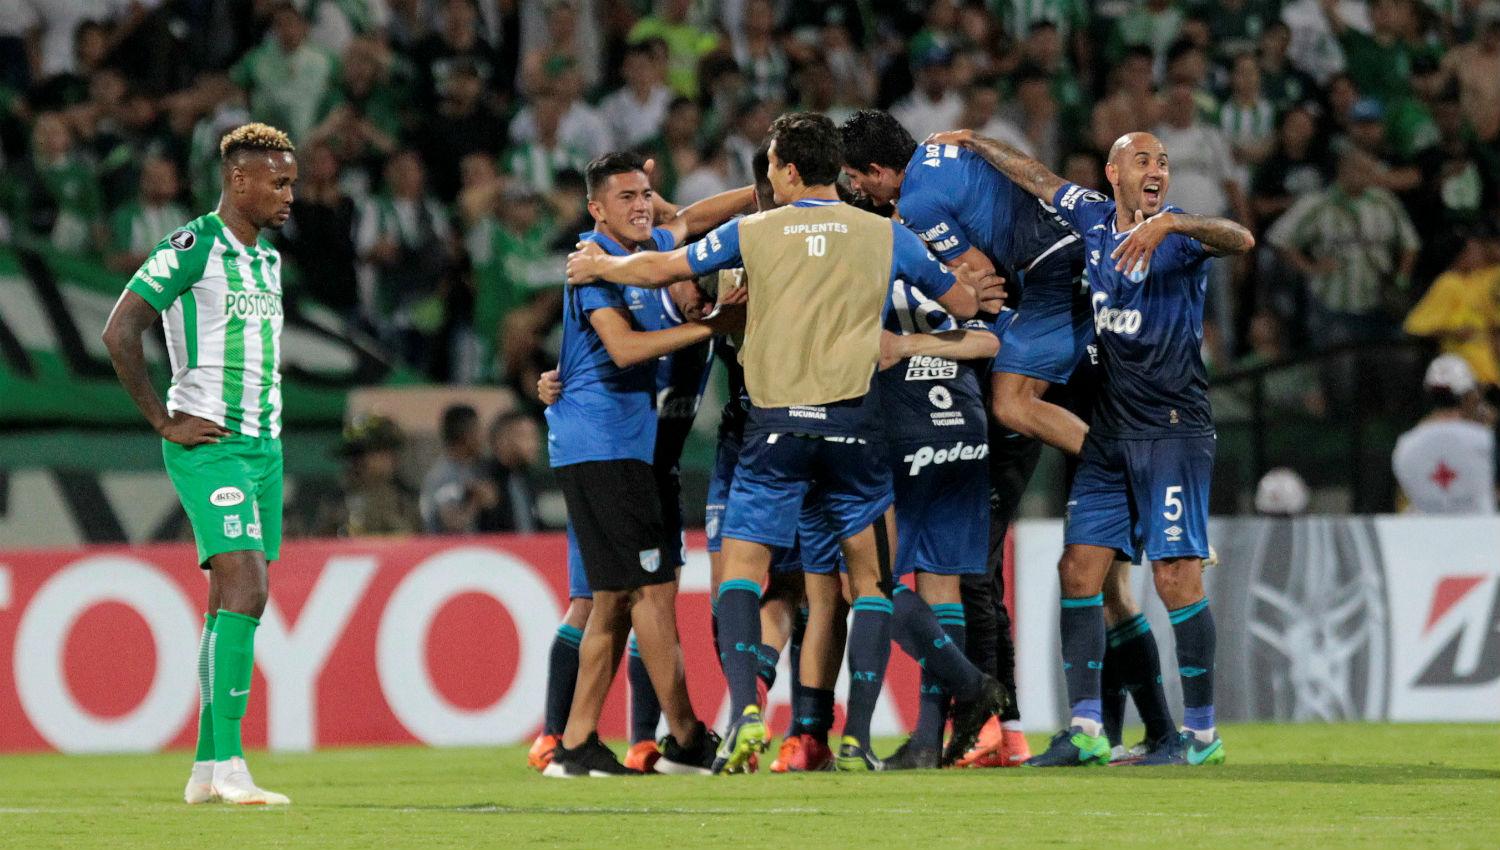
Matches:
[712,706,769,774]
[656,723,721,776]
[528,733,561,772]
[184,760,217,804]
[882,738,941,770]
[769,736,801,773]
[212,757,290,805]
[943,675,1012,766]
[1024,727,1110,767]
[543,733,640,778]
[834,736,883,772]
[955,716,1002,767]
[1135,730,1225,766]
[624,740,662,773]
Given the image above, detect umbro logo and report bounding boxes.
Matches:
[1164,525,1183,542]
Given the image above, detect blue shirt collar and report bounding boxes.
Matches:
[581,229,635,257]
[791,198,841,207]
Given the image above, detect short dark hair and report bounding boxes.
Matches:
[440,404,479,446]
[752,141,772,193]
[768,112,842,187]
[839,109,915,173]
[585,151,647,198]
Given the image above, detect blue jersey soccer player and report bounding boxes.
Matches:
[566,113,994,772]
[933,128,1254,766]
[844,111,1178,765]
[539,152,752,778]
[874,278,1016,770]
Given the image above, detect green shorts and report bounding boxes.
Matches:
[163,432,283,566]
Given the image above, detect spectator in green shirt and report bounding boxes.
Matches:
[1320,0,1438,106]
[10,111,105,256]
[230,2,341,143]
[105,156,188,275]
[628,0,719,98]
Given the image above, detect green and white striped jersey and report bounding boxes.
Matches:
[124,212,284,438]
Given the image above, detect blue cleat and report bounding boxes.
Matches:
[1135,730,1225,766]
[1024,727,1111,767]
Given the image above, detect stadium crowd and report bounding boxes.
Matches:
[3,0,1498,405]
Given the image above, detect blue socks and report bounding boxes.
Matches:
[786,606,807,734]
[843,595,894,747]
[715,580,763,716]
[911,601,968,749]
[1060,593,1105,733]
[1170,598,1216,735]
[1104,613,1175,744]
[756,643,780,692]
[792,685,835,741]
[544,624,582,736]
[627,635,660,744]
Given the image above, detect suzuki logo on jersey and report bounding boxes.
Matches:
[905,355,957,381]
[903,440,988,476]
[139,250,179,291]
[1413,575,1500,688]
[1092,292,1142,336]
[224,291,284,320]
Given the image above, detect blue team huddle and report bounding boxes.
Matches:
[533,108,1254,777]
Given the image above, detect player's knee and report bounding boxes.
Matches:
[1151,558,1204,608]
[564,598,593,630]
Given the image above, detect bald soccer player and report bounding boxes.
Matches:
[927,128,1253,766]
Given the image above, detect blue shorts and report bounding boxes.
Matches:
[992,264,1093,384]
[709,427,804,572]
[793,496,845,575]
[565,524,591,600]
[891,439,990,577]
[1064,434,1215,564]
[722,431,893,554]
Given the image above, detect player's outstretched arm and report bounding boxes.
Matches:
[924,129,1065,204]
[102,290,230,446]
[1110,209,1256,274]
[566,241,696,288]
[656,184,756,245]
[879,328,999,370]
[589,307,716,369]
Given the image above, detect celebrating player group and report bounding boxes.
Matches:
[105,104,1253,801]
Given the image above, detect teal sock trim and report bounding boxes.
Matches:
[930,603,965,616]
[719,579,761,599]
[557,624,583,646]
[892,584,912,595]
[1179,666,1209,677]
[1106,613,1152,647]
[852,596,894,613]
[1168,598,1210,625]
[627,635,641,658]
[1061,594,1104,608]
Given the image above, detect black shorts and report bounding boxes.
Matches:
[555,459,673,592]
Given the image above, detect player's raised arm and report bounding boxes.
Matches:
[924,128,1066,204]
[1109,209,1256,276]
[654,183,756,246]
[879,327,999,370]
[567,241,695,287]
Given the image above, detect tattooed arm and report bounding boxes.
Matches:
[924,129,1066,203]
[1110,210,1256,274]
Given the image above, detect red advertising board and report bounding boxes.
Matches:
[0,534,927,753]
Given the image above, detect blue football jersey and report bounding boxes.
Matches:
[880,279,988,444]
[545,227,676,466]
[898,143,1081,285]
[1050,183,1215,439]
[686,199,957,439]
[627,284,715,469]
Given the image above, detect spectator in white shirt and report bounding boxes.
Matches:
[892,47,963,141]
[508,61,612,159]
[599,41,673,150]
[1392,355,1498,514]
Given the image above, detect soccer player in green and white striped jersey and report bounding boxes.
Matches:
[102,123,297,806]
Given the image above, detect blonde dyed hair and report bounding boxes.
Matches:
[219,123,295,160]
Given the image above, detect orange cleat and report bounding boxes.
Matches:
[957,718,1033,767]
[769,735,802,773]
[624,740,662,773]
[771,734,833,772]
[528,733,560,772]
[997,727,1032,765]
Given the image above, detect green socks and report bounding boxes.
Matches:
[194,613,216,762]
[210,609,260,760]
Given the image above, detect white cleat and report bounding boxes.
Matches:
[184,760,218,804]
[212,757,291,805]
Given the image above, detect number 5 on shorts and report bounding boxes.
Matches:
[1163,485,1183,522]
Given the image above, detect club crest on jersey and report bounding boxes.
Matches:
[169,229,195,250]
[905,355,957,381]
[223,514,243,538]
[1092,292,1142,336]
[210,486,246,507]
[1058,185,1107,210]
[640,548,661,573]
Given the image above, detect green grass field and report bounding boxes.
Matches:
[3,724,1497,849]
